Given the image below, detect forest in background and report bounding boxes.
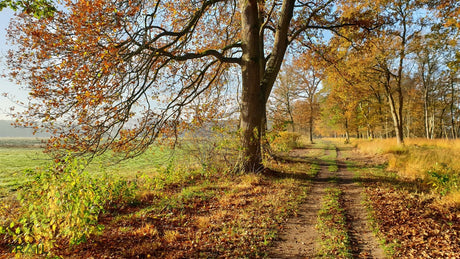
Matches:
[268,3,459,143]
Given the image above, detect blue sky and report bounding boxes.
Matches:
[0,8,27,120]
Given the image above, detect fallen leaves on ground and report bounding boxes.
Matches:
[365,184,460,258]
[46,171,309,258]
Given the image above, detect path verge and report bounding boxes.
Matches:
[336,148,386,258]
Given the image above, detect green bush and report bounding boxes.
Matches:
[1,155,138,254]
[269,131,301,152]
[427,163,459,196]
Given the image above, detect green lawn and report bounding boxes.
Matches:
[0,146,50,196]
[0,138,179,198]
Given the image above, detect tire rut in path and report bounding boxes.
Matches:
[269,149,333,258]
[336,148,386,259]
[269,146,387,259]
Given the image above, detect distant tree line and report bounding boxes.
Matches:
[269,0,460,143]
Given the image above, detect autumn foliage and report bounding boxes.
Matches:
[7,0,237,159]
[5,0,396,170]
[1,0,459,257]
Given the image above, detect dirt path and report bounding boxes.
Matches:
[336,148,386,258]
[269,144,386,258]
[269,149,333,258]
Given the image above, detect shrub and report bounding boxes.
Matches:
[269,131,301,152]
[1,155,138,254]
[180,125,239,174]
[427,163,459,196]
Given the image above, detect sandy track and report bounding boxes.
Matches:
[269,145,386,258]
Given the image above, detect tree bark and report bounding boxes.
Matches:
[450,76,457,139]
[383,72,404,145]
[239,0,264,172]
[309,98,314,143]
[424,88,430,139]
[344,118,350,144]
[387,91,404,145]
[238,0,295,172]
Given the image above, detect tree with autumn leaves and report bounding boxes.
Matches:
[0,0,55,17]
[269,66,298,132]
[4,0,459,171]
[317,0,460,143]
[5,0,379,172]
[270,55,323,143]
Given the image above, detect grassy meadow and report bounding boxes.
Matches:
[0,137,176,198]
[0,139,50,197]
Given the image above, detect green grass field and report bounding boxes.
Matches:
[0,138,178,198]
[0,143,50,197]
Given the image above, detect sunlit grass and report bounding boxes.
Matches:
[351,137,460,207]
[353,138,460,178]
[0,147,50,197]
[0,144,175,199]
[87,146,177,178]
[316,187,352,258]
[0,138,211,199]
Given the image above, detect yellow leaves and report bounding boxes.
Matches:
[103,60,110,70]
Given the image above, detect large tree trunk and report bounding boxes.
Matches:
[239,80,265,171]
[238,0,295,172]
[239,0,264,172]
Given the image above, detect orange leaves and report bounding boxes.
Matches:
[2,0,264,161]
[366,186,460,257]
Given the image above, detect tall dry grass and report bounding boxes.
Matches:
[354,138,460,179]
[353,138,460,207]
